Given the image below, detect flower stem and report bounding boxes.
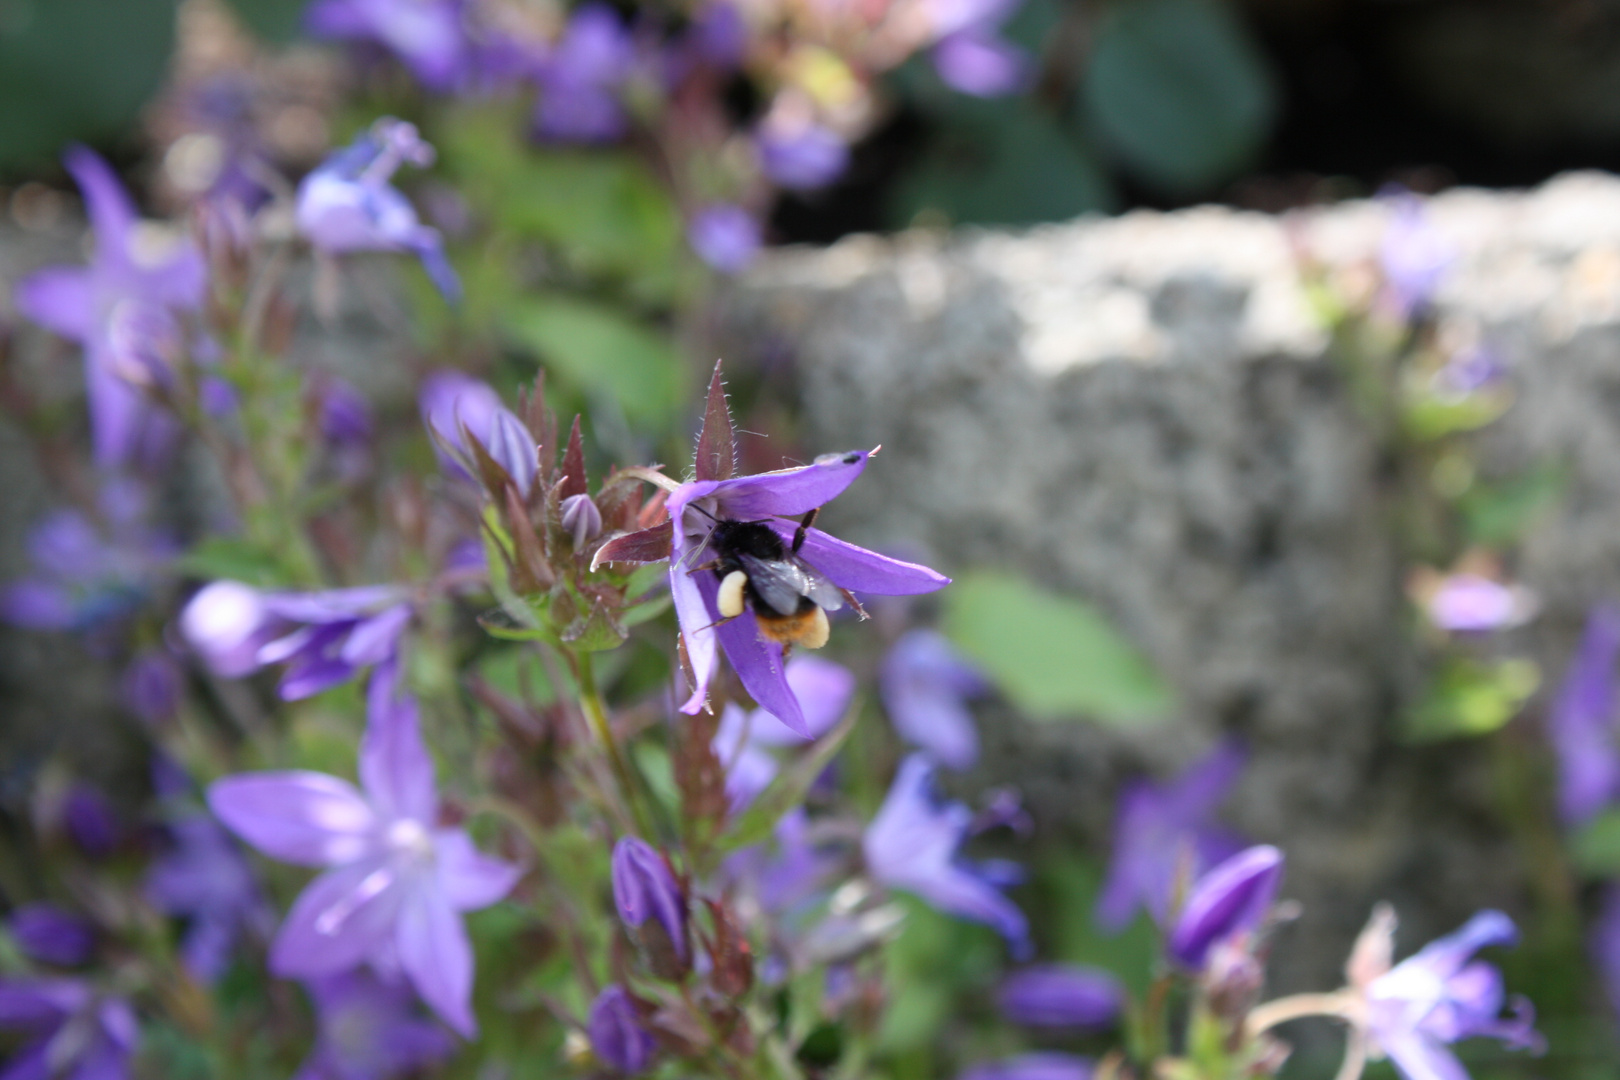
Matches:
[574,649,656,839]
[1244,991,1355,1034]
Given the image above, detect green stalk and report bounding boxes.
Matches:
[574,649,657,839]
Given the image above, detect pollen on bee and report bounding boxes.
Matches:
[802,606,830,649]
[717,570,748,619]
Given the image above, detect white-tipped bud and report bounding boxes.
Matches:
[560,493,602,548]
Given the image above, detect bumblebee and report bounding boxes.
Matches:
[704,511,846,650]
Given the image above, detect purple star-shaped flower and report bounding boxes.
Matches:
[208,676,521,1035]
[0,979,138,1080]
[1360,910,1542,1080]
[295,118,460,302]
[687,205,762,274]
[294,969,456,1080]
[306,0,470,92]
[14,148,204,469]
[925,0,1030,97]
[714,656,854,811]
[666,451,947,735]
[145,814,271,983]
[1547,605,1620,826]
[863,754,1029,953]
[532,4,637,143]
[880,629,990,771]
[1095,742,1246,932]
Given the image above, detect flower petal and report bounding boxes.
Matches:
[1166,845,1283,969]
[209,773,378,866]
[672,562,720,715]
[359,683,437,825]
[789,527,950,595]
[271,858,403,978]
[433,830,522,911]
[341,604,411,667]
[708,450,871,519]
[262,586,406,623]
[1377,1026,1470,1080]
[716,610,805,735]
[13,268,94,341]
[65,147,137,268]
[397,884,476,1037]
[84,341,152,469]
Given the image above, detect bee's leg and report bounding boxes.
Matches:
[781,642,796,662]
[685,559,722,575]
[791,508,819,553]
[839,587,868,619]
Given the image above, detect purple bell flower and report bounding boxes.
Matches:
[713,656,854,810]
[14,147,204,468]
[1546,605,1620,826]
[418,370,536,494]
[880,629,990,770]
[666,450,948,735]
[925,0,1029,97]
[296,118,460,302]
[305,0,471,92]
[146,815,271,984]
[1379,190,1455,319]
[687,204,761,274]
[863,755,1029,954]
[208,676,521,1035]
[532,4,636,143]
[756,119,850,192]
[997,964,1123,1029]
[587,984,655,1074]
[0,979,138,1080]
[9,904,95,967]
[1166,844,1283,970]
[1360,910,1543,1080]
[1423,574,1534,633]
[1095,743,1245,932]
[295,970,456,1080]
[611,837,689,966]
[958,1053,1094,1080]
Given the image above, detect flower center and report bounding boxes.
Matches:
[386,818,434,862]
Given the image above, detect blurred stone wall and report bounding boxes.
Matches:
[715,173,1620,995]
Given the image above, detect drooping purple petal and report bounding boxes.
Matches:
[397,884,476,1036]
[672,562,721,716]
[209,773,378,867]
[786,527,951,595]
[701,451,871,521]
[752,656,856,745]
[270,857,404,978]
[715,609,805,735]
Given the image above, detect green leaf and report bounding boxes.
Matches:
[174,537,288,587]
[0,0,177,174]
[1461,463,1567,547]
[1571,810,1620,877]
[719,705,859,854]
[1083,0,1276,195]
[891,94,1115,228]
[1401,387,1512,441]
[219,0,306,42]
[1403,657,1540,743]
[504,296,683,428]
[943,570,1172,724]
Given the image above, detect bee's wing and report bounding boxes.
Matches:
[736,553,817,616]
[795,560,845,612]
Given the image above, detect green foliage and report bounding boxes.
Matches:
[1403,656,1540,742]
[720,704,860,853]
[943,570,1173,725]
[1570,810,1620,877]
[220,0,307,42]
[0,0,177,174]
[1462,463,1567,547]
[1083,0,1276,195]
[503,296,684,429]
[174,537,291,588]
[878,896,1003,1060]
[1037,853,1158,999]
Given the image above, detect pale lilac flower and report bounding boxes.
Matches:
[1379,191,1455,319]
[958,1053,1093,1080]
[296,118,459,301]
[14,148,204,467]
[714,656,854,810]
[756,120,849,191]
[1424,574,1535,633]
[1547,606,1620,826]
[532,5,636,143]
[1095,743,1245,932]
[9,904,94,967]
[0,979,138,1080]
[665,451,947,735]
[722,808,838,916]
[880,629,989,770]
[178,580,273,677]
[1166,844,1283,970]
[925,0,1029,96]
[1360,910,1542,1080]
[588,984,655,1074]
[295,970,456,1080]
[997,964,1123,1029]
[863,755,1029,953]
[418,370,536,494]
[611,837,689,965]
[146,815,270,983]
[687,204,761,273]
[209,677,521,1035]
[306,0,471,91]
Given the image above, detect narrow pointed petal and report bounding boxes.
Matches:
[592,521,674,568]
[694,360,736,482]
[750,656,855,745]
[84,342,149,468]
[209,773,377,866]
[789,528,950,595]
[708,450,871,519]
[271,859,403,977]
[1377,1027,1470,1080]
[434,830,522,910]
[262,586,405,623]
[674,566,720,715]
[1398,910,1518,982]
[716,611,805,735]
[341,604,411,666]
[65,147,137,266]
[397,885,476,1037]
[14,268,94,340]
[359,685,437,825]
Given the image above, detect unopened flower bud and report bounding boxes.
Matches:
[588,985,655,1074]
[478,408,538,497]
[611,837,690,977]
[959,1052,1095,1080]
[1167,845,1283,970]
[179,581,270,677]
[10,903,94,966]
[560,493,603,548]
[997,965,1122,1029]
